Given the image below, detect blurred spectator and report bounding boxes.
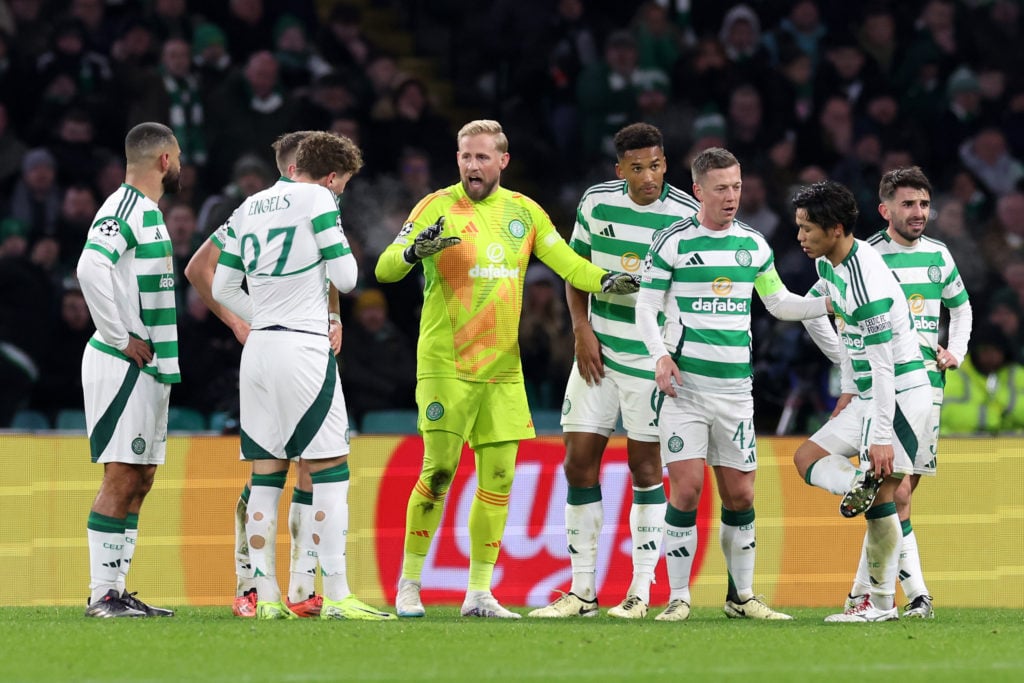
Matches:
[223,0,274,63]
[317,4,372,72]
[150,0,192,44]
[174,287,243,414]
[958,126,1024,198]
[369,77,452,178]
[942,323,1024,435]
[673,36,739,116]
[726,83,774,169]
[8,148,61,240]
[0,217,50,426]
[897,0,968,92]
[69,0,116,55]
[980,192,1024,275]
[32,16,115,145]
[928,198,989,296]
[857,4,900,79]
[632,1,679,77]
[736,170,781,242]
[345,147,434,261]
[970,0,1024,74]
[192,22,232,97]
[48,108,107,187]
[293,72,361,133]
[762,42,815,132]
[7,0,49,66]
[92,150,125,201]
[130,37,208,167]
[340,288,416,429]
[272,14,331,92]
[814,31,883,114]
[196,153,274,236]
[762,0,827,71]
[165,201,199,308]
[205,50,295,188]
[797,93,853,170]
[718,4,771,85]
[577,30,670,162]
[516,0,604,158]
[364,52,406,121]
[0,101,27,194]
[518,264,572,410]
[987,291,1024,362]
[54,183,97,270]
[31,284,94,419]
[929,66,985,172]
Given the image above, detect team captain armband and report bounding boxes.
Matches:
[752,267,784,297]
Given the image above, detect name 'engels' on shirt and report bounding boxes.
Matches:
[247,193,292,215]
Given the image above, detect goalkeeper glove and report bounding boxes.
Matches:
[600,271,640,295]
[403,217,461,263]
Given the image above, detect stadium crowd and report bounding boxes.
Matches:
[1,0,1023,434]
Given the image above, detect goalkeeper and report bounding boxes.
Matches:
[376,119,638,619]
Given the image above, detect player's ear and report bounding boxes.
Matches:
[878,202,889,221]
[499,152,510,170]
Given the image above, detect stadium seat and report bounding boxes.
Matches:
[56,409,87,431]
[360,409,419,435]
[10,409,51,431]
[167,407,207,433]
[531,409,564,435]
[208,411,230,433]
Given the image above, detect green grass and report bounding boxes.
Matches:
[2,607,1022,682]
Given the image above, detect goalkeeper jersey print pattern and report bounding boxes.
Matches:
[867,229,970,371]
[570,181,699,378]
[217,178,355,334]
[641,216,774,395]
[378,182,604,383]
[82,183,179,384]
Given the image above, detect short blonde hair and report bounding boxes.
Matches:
[457,119,508,153]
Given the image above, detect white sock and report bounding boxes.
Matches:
[807,454,859,494]
[247,479,285,602]
[565,486,602,601]
[664,505,697,603]
[629,484,666,604]
[899,523,929,600]
[287,489,318,603]
[312,469,351,600]
[720,507,756,602]
[865,504,901,611]
[117,515,139,594]
[234,486,254,596]
[87,512,126,604]
[851,533,871,597]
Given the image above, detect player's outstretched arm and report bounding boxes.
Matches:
[185,237,250,344]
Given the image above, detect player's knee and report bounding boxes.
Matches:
[425,469,453,497]
[792,443,815,477]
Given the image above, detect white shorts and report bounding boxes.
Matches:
[916,385,943,476]
[659,391,756,470]
[82,344,170,465]
[239,330,350,461]
[809,385,932,476]
[560,364,661,441]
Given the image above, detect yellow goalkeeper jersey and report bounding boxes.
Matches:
[376,182,607,383]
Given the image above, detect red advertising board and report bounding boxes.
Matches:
[376,436,713,607]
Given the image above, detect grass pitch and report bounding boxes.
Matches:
[2,606,1022,682]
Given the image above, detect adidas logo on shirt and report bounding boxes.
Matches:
[685,253,705,266]
[600,225,616,237]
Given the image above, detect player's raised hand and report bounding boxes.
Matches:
[600,271,640,295]
[404,217,461,262]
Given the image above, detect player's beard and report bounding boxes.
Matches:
[162,164,182,194]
